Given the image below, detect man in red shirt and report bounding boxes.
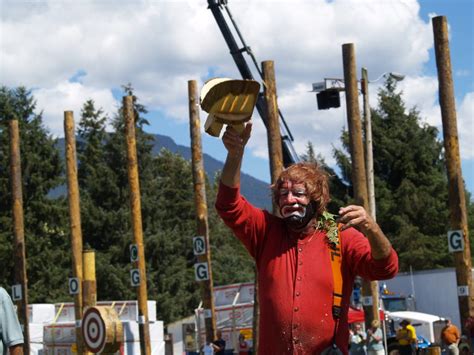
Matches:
[215,123,398,354]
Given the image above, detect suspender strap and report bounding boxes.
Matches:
[328,225,343,349]
[329,225,343,319]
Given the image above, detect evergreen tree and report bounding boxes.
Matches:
[301,141,350,214]
[0,86,70,302]
[334,79,453,271]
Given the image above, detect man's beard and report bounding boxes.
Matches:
[281,201,317,230]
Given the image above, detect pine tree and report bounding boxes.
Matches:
[301,141,350,214]
[334,79,453,271]
[0,86,70,302]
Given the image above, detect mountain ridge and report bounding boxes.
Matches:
[55,133,272,209]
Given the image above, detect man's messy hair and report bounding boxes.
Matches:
[271,162,330,216]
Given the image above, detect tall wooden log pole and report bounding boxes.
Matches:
[188,80,217,344]
[342,44,379,326]
[259,59,286,354]
[123,95,151,355]
[9,119,30,354]
[263,60,284,197]
[64,111,85,354]
[433,16,473,328]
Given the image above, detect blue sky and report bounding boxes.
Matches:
[1,0,473,195]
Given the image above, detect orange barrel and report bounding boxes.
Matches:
[82,306,123,353]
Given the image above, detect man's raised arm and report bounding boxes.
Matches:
[220,123,252,188]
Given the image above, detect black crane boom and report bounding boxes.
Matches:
[207,0,299,166]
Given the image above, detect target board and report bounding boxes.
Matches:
[82,306,123,353]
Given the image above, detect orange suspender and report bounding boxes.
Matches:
[329,226,343,319]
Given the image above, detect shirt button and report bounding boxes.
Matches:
[298,248,302,252]
[298,260,303,265]
[297,276,302,281]
[294,307,299,312]
[296,291,300,296]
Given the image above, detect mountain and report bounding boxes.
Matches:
[54,134,272,209]
[152,134,271,209]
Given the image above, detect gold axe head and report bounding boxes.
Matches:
[200,78,260,137]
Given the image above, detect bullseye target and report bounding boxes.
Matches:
[82,307,106,353]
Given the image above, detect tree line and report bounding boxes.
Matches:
[0,81,472,325]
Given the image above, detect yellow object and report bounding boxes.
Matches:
[200,78,260,137]
[329,227,343,312]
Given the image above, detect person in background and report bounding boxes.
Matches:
[349,323,367,354]
[0,286,24,355]
[202,340,214,355]
[441,319,461,355]
[213,330,226,355]
[458,335,470,355]
[366,319,385,355]
[238,333,249,355]
[463,316,474,351]
[396,319,416,355]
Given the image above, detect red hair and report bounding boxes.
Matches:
[271,162,330,216]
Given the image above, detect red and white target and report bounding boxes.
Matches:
[82,307,106,353]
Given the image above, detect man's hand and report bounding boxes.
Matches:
[338,204,392,260]
[222,122,252,158]
[9,344,23,355]
[220,122,252,187]
[338,205,376,235]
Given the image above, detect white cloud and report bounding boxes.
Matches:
[33,82,118,136]
[1,0,472,179]
[457,92,474,159]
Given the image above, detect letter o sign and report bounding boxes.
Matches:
[69,277,80,295]
[447,230,464,252]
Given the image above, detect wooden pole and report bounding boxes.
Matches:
[123,95,151,355]
[64,111,86,354]
[342,43,379,326]
[259,59,287,354]
[188,80,217,344]
[82,250,96,309]
[432,16,474,327]
[361,68,380,322]
[262,60,284,198]
[9,119,30,354]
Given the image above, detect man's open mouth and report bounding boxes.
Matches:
[281,204,306,218]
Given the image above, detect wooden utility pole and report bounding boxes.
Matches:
[432,16,474,328]
[361,68,376,221]
[188,80,217,344]
[64,111,85,354]
[263,60,284,196]
[361,68,381,322]
[251,60,286,355]
[342,43,379,325]
[9,119,30,354]
[123,95,151,355]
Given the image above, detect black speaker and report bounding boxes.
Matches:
[317,89,340,110]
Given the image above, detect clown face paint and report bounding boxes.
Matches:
[280,203,307,219]
[278,181,316,230]
[278,182,309,210]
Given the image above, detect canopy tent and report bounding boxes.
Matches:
[348,307,385,324]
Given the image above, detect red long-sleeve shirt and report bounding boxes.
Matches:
[216,183,398,355]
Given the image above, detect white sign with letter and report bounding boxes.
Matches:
[447,230,464,252]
